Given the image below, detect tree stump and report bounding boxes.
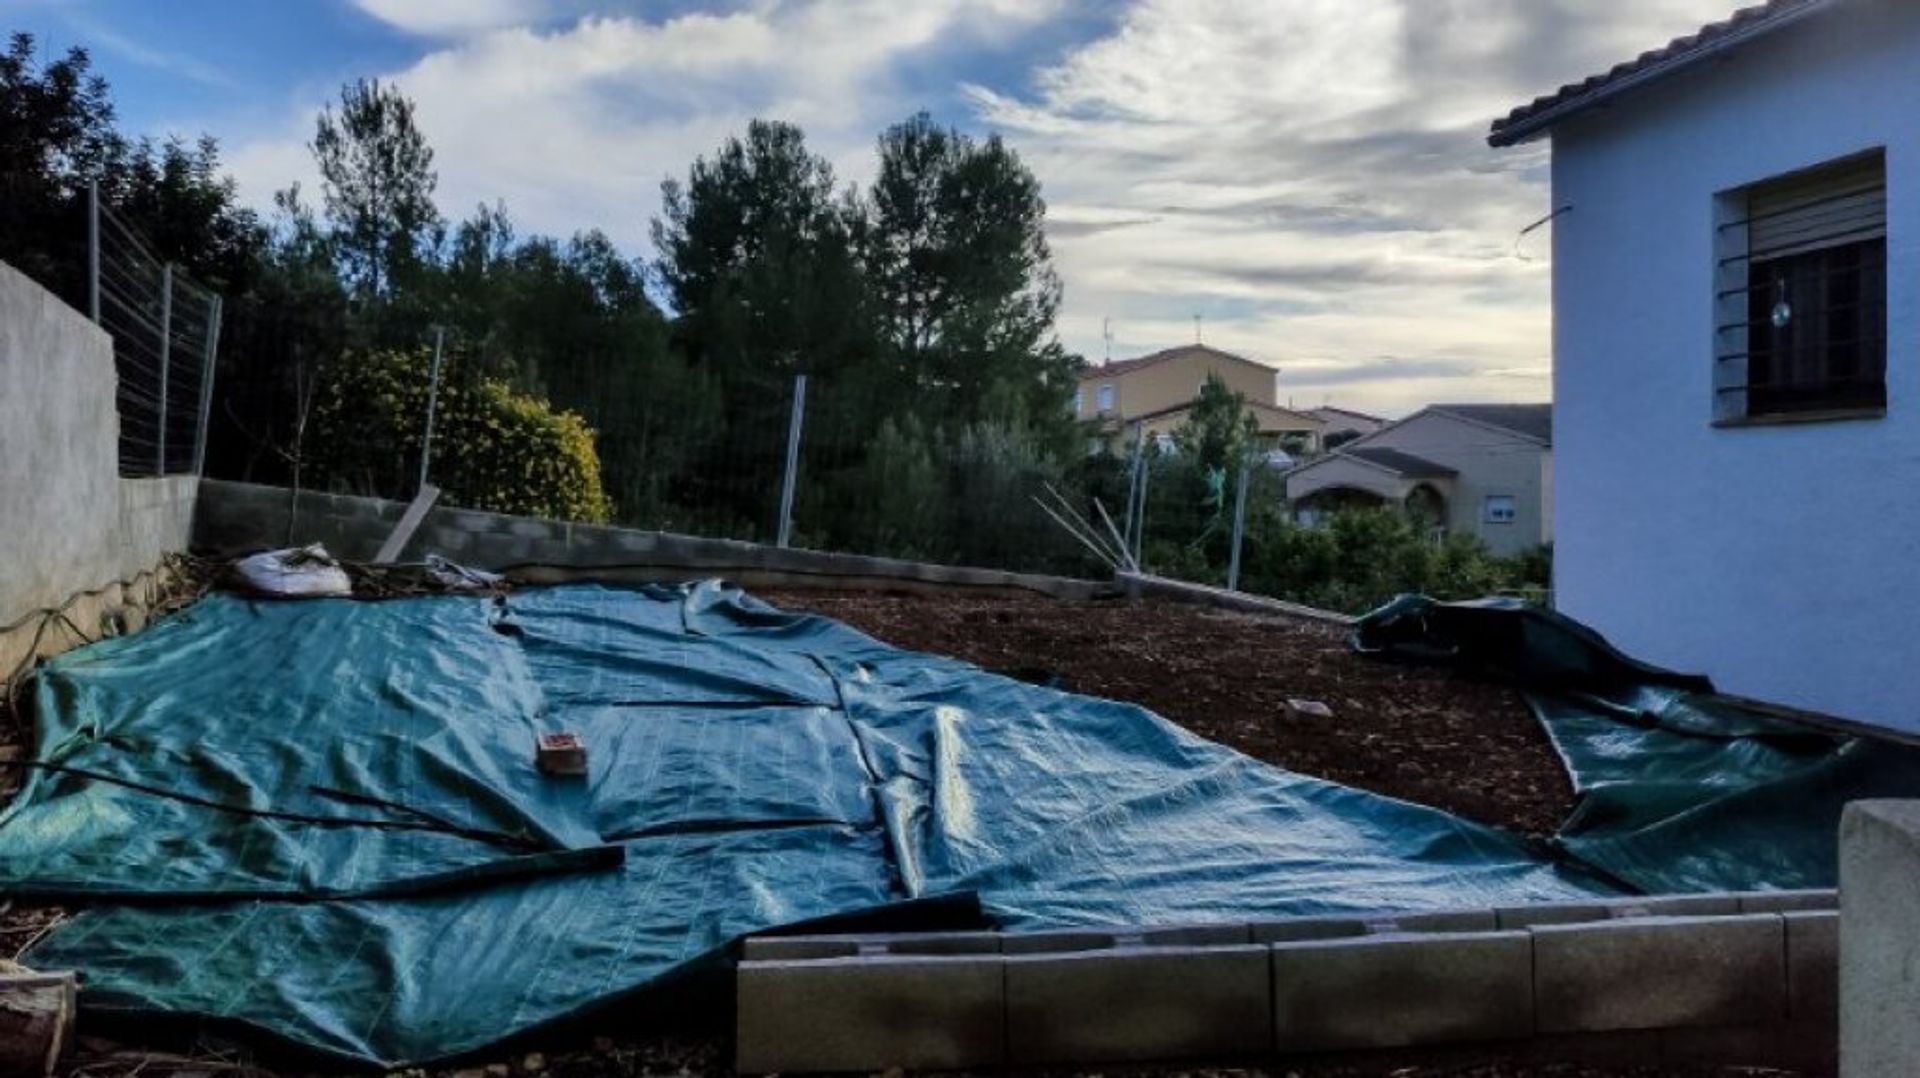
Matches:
[0,969,76,1077]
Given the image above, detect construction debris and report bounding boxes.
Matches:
[0,964,76,1078]
[229,545,353,598]
[535,732,587,777]
[1285,698,1335,722]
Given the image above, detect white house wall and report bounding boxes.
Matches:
[1548,0,1920,731]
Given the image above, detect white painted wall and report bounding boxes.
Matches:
[1547,0,1920,731]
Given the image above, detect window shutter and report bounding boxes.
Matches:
[1747,155,1885,261]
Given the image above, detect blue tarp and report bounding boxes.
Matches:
[10,583,1613,1066]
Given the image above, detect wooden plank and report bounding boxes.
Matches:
[372,484,440,565]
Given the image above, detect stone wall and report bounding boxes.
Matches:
[0,262,198,674]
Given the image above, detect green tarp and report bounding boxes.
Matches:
[1354,595,1920,894]
[10,584,1609,1066]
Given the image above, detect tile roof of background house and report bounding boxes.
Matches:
[1342,446,1458,479]
[1488,0,1841,147]
[1075,344,1276,382]
[1431,403,1553,444]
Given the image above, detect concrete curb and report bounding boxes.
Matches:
[1113,571,1356,630]
[193,479,1108,600]
[736,892,1837,1073]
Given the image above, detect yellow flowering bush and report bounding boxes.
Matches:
[309,347,612,523]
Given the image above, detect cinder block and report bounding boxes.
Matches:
[1135,923,1251,947]
[1495,901,1614,930]
[1609,893,1742,918]
[1272,930,1533,1050]
[735,955,1003,1073]
[1249,916,1370,944]
[1368,908,1498,933]
[880,932,1004,956]
[1005,945,1270,1064]
[1738,889,1836,914]
[1000,930,1115,955]
[739,936,859,961]
[1785,910,1837,1024]
[506,519,554,539]
[1532,913,1785,1033]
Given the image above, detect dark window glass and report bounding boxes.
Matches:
[1745,237,1886,416]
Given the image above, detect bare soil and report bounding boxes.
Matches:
[761,590,1576,837]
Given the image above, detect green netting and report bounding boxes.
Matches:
[11,583,1611,1066]
[1354,595,1920,893]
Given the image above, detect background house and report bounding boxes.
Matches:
[1284,404,1551,556]
[1074,344,1323,455]
[1307,406,1386,449]
[1490,0,1917,731]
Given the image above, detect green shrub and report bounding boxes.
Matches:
[309,346,612,523]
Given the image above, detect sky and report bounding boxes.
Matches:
[2,0,1744,416]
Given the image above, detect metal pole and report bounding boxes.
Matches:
[87,180,101,324]
[776,373,808,548]
[1123,424,1146,551]
[1226,456,1252,592]
[418,326,445,493]
[1132,438,1150,569]
[155,263,172,475]
[192,294,223,476]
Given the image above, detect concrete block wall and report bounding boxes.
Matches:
[1840,800,1920,1077]
[737,891,1839,1073]
[0,262,199,672]
[194,479,1102,599]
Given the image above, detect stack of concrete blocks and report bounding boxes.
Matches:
[736,891,1838,1073]
[1840,801,1920,1077]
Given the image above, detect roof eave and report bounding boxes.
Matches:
[1487,0,1842,148]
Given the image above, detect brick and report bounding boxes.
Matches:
[1737,888,1836,914]
[1532,914,1785,1033]
[1494,901,1614,930]
[735,955,1003,1073]
[1272,930,1532,1051]
[1005,945,1270,1064]
[1784,910,1837,1024]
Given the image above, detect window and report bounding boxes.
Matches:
[1073,388,1084,415]
[1484,495,1516,524]
[1096,384,1115,413]
[1716,151,1886,421]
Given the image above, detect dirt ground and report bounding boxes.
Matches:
[0,585,1800,1078]
[762,590,1576,837]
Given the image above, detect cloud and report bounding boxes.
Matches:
[975,0,1743,415]
[225,0,1067,254]
[352,0,552,38]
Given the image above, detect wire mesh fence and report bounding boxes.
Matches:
[89,184,222,478]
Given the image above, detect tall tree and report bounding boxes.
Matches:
[866,112,1073,431]
[311,78,441,298]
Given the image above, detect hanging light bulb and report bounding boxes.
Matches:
[1771,276,1793,329]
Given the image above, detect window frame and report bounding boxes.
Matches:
[1713,149,1888,427]
[1096,384,1115,414]
[1483,494,1517,525]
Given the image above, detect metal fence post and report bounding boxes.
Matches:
[87,180,100,324]
[1226,456,1252,592]
[776,373,808,548]
[192,294,223,476]
[1124,424,1146,553]
[155,263,172,475]
[418,326,446,493]
[1132,434,1150,569]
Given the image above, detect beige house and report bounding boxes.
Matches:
[1074,344,1324,455]
[1283,404,1552,555]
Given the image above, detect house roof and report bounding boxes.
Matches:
[1127,396,1323,428]
[1308,405,1384,424]
[1076,344,1277,383]
[1341,446,1457,480]
[1488,0,1841,147]
[1429,403,1553,445]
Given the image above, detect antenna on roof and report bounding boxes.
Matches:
[1103,317,1113,364]
[1193,313,1202,344]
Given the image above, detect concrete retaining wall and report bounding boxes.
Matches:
[0,262,198,673]
[738,891,1838,1073]
[193,479,1105,599]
